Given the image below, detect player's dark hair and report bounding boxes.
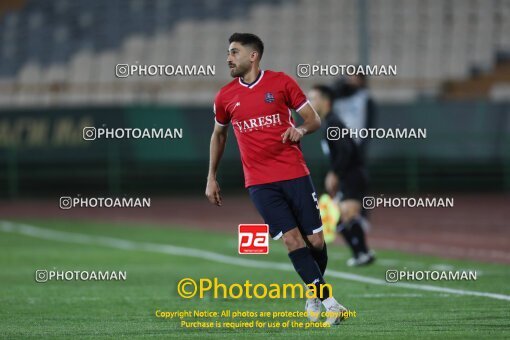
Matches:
[229,33,264,60]
[312,84,334,104]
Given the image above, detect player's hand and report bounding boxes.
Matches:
[281,127,306,144]
[325,171,339,197]
[205,178,223,206]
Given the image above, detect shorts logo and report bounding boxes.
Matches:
[312,192,319,210]
[238,224,269,254]
[264,92,275,103]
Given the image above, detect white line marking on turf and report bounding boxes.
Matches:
[430,264,455,271]
[376,258,430,268]
[350,293,425,298]
[1,221,509,302]
[375,259,400,266]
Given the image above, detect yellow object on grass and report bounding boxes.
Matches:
[318,194,341,244]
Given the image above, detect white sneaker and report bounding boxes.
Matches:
[305,297,322,322]
[322,297,348,325]
[346,251,376,267]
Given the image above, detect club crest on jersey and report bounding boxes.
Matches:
[264,92,275,103]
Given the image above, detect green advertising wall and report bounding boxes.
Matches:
[0,100,509,198]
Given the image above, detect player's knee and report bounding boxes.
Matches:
[340,211,355,223]
[282,229,305,252]
[307,233,324,250]
[340,201,361,222]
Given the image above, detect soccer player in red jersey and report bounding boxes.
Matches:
[205,33,347,325]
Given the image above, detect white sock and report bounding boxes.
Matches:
[321,296,338,309]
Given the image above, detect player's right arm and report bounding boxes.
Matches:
[206,123,228,206]
[205,92,231,206]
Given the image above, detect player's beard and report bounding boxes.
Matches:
[229,62,249,78]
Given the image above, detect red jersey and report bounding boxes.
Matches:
[214,70,311,187]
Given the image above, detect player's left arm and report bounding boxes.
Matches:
[281,103,321,143]
[281,73,321,143]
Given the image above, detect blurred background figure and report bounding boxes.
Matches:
[332,74,375,161]
[309,85,375,267]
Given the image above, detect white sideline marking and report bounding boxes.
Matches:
[430,264,455,271]
[376,258,424,267]
[350,293,425,298]
[1,221,509,302]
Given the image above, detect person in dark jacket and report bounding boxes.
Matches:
[309,84,375,266]
[332,74,375,163]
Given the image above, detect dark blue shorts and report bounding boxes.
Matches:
[248,175,323,240]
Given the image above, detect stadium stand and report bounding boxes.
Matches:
[0,0,509,106]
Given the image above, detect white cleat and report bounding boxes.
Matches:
[346,251,376,267]
[305,297,322,322]
[322,297,348,326]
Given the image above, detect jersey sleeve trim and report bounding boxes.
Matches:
[215,118,229,126]
[295,100,310,112]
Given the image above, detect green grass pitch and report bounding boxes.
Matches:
[1,219,509,339]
